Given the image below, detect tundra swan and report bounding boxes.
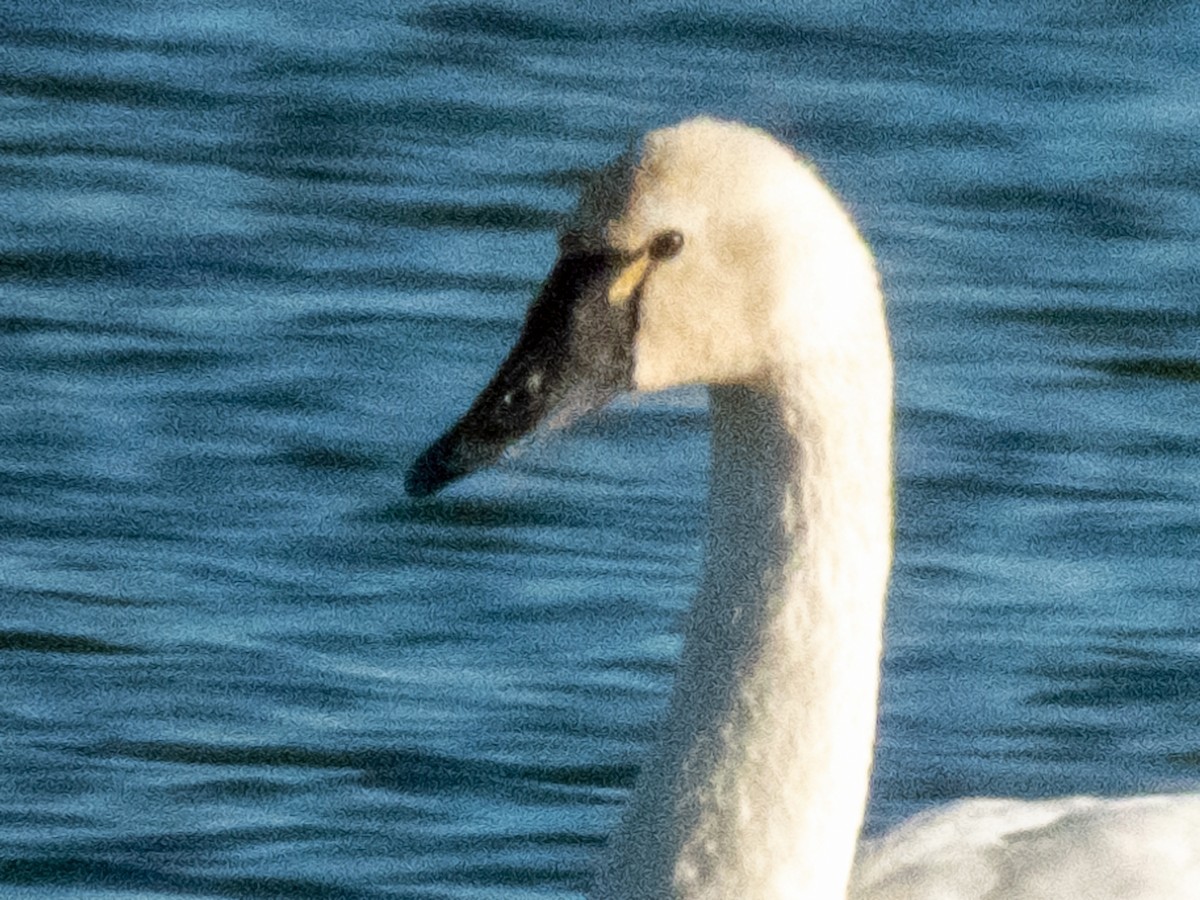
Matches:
[406,118,1200,900]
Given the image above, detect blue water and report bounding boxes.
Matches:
[3,2,1200,897]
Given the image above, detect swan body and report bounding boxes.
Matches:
[852,794,1200,899]
[407,118,1200,899]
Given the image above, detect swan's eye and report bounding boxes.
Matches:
[648,230,684,261]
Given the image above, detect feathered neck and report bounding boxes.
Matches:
[593,349,893,899]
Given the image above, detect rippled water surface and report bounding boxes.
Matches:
[3,1,1200,897]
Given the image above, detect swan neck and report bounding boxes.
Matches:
[595,367,893,900]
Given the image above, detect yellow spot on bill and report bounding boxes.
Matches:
[608,254,650,308]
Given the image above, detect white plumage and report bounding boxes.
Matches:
[853,795,1200,898]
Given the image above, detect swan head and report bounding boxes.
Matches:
[406,117,881,496]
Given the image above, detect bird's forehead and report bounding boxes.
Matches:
[568,148,709,252]
[567,153,635,241]
[566,119,788,252]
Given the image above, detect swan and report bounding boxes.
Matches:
[405,118,1200,899]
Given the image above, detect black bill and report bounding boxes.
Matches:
[405,249,640,497]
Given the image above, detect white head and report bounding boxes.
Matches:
[572,117,883,393]
[407,117,885,496]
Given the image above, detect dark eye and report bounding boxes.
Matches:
[648,230,684,261]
